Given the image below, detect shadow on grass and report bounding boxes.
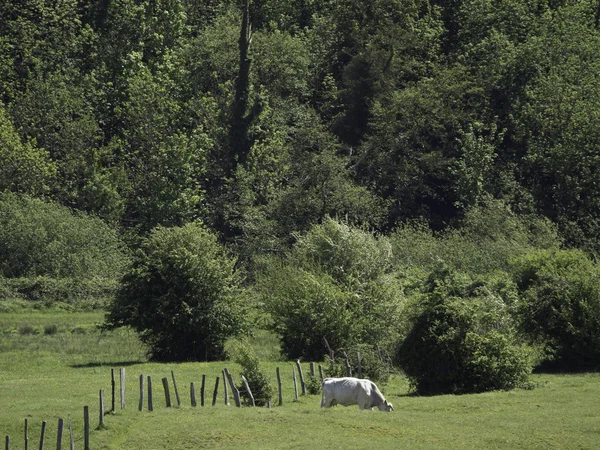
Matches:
[70,360,146,368]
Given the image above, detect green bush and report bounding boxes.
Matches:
[0,193,129,280]
[104,223,247,362]
[227,339,272,406]
[256,218,404,360]
[511,249,600,371]
[396,264,532,395]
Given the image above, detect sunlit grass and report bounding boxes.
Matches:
[1,311,600,449]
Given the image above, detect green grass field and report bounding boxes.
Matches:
[1,311,599,449]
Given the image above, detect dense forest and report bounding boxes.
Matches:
[2,0,600,392]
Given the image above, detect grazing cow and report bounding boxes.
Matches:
[320,377,393,412]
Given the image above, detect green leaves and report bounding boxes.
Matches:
[105,223,247,361]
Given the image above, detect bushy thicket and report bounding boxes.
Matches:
[396,265,533,395]
[0,193,128,306]
[104,223,247,361]
[255,217,404,360]
[511,249,600,371]
[0,193,129,279]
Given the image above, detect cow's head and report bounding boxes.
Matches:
[379,400,394,412]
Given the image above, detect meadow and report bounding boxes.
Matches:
[1,311,599,449]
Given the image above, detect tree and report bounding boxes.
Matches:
[0,105,55,196]
[104,223,247,361]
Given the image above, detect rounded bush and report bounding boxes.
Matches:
[396,265,532,395]
[104,223,247,361]
[511,249,600,371]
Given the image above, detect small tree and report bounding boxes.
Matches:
[227,339,272,406]
[104,223,247,361]
[396,264,532,395]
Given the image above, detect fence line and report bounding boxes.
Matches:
[7,362,331,450]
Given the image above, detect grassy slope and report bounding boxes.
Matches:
[1,312,599,449]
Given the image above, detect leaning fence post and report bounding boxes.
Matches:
[276,367,283,406]
[99,390,105,427]
[241,375,255,407]
[139,375,145,411]
[56,418,64,450]
[39,421,46,450]
[162,377,171,407]
[120,368,126,410]
[292,365,299,402]
[190,382,197,407]
[224,368,241,407]
[295,360,306,395]
[83,407,89,450]
[171,371,181,407]
[147,376,153,412]
[201,375,206,406]
[222,370,230,406]
[212,377,220,406]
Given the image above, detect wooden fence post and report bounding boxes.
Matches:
[147,376,153,412]
[138,375,145,412]
[67,415,74,450]
[309,362,315,377]
[190,382,197,407]
[222,370,230,406]
[276,367,283,406]
[99,390,105,427]
[295,360,306,395]
[224,368,241,407]
[201,374,206,407]
[212,377,219,406]
[56,418,63,450]
[292,365,299,402]
[318,365,324,382]
[171,371,181,407]
[343,351,352,377]
[120,368,126,410]
[83,407,89,450]
[24,418,28,450]
[39,421,46,450]
[5,435,9,450]
[111,368,116,413]
[162,378,171,407]
[357,352,362,379]
[241,375,255,407]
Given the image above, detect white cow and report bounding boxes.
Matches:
[320,377,394,412]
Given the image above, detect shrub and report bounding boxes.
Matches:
[510,249,600,371]
[396,264,532,395]
[0,192,129,280]
[256,218,404,360]
[44,324,58,335]
[104,223,247,362]
[227,340,272,406]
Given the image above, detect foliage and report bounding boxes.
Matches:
[227,339,273,406]
[396,264,533,395]
[0,105,56,195]
[257,218,404,360]
[0,192,129,280]
[104,223,247,361]
[390,199,560,275]
[510,249,600,371]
